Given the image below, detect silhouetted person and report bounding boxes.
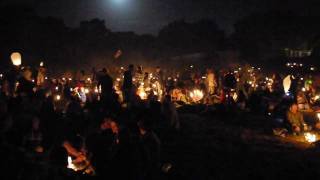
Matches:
[224,71,237,90]
[138,118,161,180]
[122,64,134,103]
[98,68,113,101]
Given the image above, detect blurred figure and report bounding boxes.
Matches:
[224,70,237,90]
[138,118,161,180]
[23,117,44,153]
[206,68,216,95]
[86,117,114,177]
[98,68,113,101]
[297,91,310,111]
[162,95,180,130]
[122,64,134,104]
[286,103,307,134]
[135,66,144,87]
[37,65,46,86]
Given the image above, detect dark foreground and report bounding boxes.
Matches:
[162,107,320,180]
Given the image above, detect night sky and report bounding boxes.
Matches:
[0,0,318,35]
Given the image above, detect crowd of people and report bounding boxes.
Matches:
[1,63,320,179]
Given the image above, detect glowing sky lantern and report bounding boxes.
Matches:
[10,52,22,66]
[283,75,291,94]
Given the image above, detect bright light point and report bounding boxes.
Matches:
[305,133,316,143]
[55,95,61,101]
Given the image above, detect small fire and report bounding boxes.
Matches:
[189,89,204,102]
[137,87,147,100]
[304,133,317,143]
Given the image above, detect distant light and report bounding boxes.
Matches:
[300,64,303,67]
[45,77,48,80]
[84,88,90,94]
[302,87,306,92]
[0,74,3,78]
[311,67,315,71]
[190,65,194,69]
[32,79,35,83]
[69,78,72,81]
[62,77,66,81]
[55,86,59,91]
[55,95,61,101]
[40,61,44,67]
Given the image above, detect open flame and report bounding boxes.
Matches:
[189,89,204,102]
[304,133,317,143]
[137,87,147,100]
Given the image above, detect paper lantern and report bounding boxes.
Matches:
[10,52,22,66]
[283,75,291,94]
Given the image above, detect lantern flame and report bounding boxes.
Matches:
[304,133,316,143]
[189,89,204,102]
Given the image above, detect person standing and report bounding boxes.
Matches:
[122,65,134,104]
[98,68,113,101]
[206,68,216,95]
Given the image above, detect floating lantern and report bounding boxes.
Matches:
[10,52,22,66]
[283,75,291,94]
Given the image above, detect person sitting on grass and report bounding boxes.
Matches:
[286,103,308,134]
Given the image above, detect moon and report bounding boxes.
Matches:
[111,0,128,6]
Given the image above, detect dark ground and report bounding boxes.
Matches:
[159,106,320,180]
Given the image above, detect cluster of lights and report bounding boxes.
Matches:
[286,62,303,68]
